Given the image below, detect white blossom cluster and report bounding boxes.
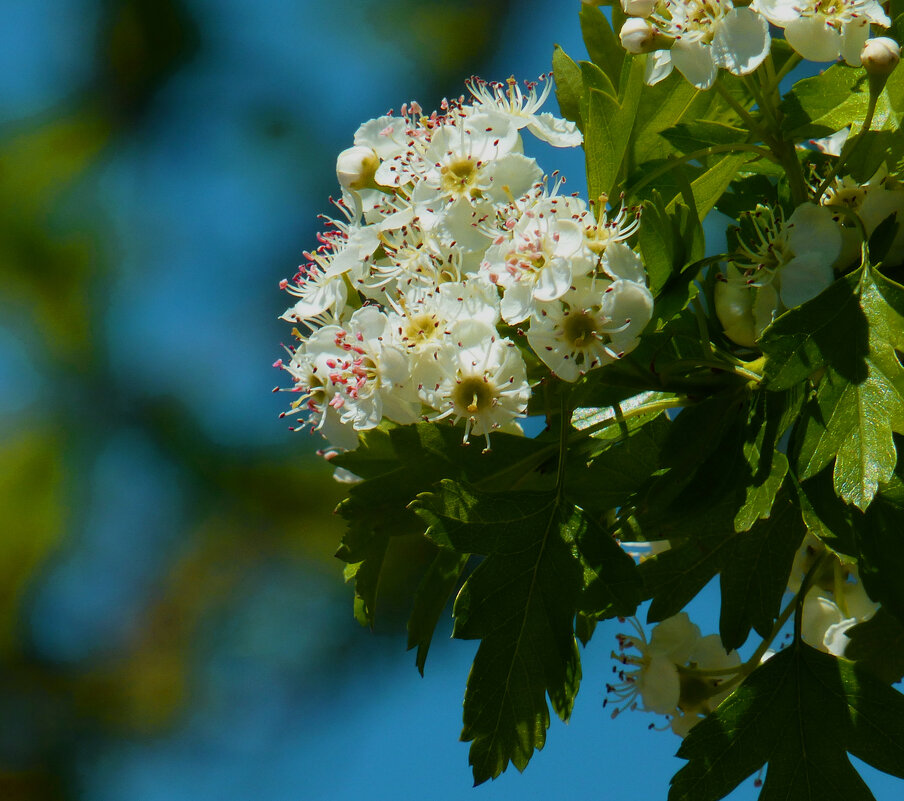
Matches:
[714,202,843,347]
[275,77,655,451]
[616,0,891,89]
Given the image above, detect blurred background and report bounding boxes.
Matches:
[0,1,894,799]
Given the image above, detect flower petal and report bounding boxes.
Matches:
[841,20,871,66]
[602,241,646,282]
[525,113,583,148]
[638,654,681,715]
[751,0,800,27]
[784,16,841,62]
[712,8,771,76]
[645,49,673,85]
[672,40,718,89]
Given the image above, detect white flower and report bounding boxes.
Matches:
[752,0,890,64]
[620,18,668,54]
[465,75,582,148]
[635,1,771,89]
[823,165,904,269]
[608,614,701,718]
[715,203,842,346]
[527,267,653,381]
[581,198,643,260]
[670,634,741,736]
[422,322,530,451]
[481,195,594,324]
[407,111,541,211]
[801,592,854,655]
[608,615,741,735]
[280,307,419,450]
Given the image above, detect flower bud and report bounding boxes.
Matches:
[861,37,900,76]
[621,0,655,17]
[336,145,379,191]
[619,18,666,54]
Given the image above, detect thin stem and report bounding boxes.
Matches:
[657,358,763,384]
[555,389,569,501]
[692,297,714,359]
[744,74,778,131]
[748,595,796,668]
[713,78,769,142]
[715,595,797,696]
[767,52,802,95]
[745,69,808,204]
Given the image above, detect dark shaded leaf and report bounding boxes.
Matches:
[407,548,470,675]
[671,642,904,801]
[763,267,904,510]
[846,608,904,684]
[413,482,623,784]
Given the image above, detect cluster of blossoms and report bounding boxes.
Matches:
[614,0,893,88]
[275,77,655,451]
[714,202,844,347]
[607,613,741,737]
[715,148,904,348]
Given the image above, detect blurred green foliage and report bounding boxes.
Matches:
[0,1,512,798]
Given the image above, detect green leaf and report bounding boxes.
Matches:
[666,152,748,221]
[639,390,747,514]
[568,413,670,518]
[580,59,617,100]
[406,548,469,676]
[765,267,904,510]
[781,64,872,139]
[552,45,583,128]
[578,4,623,87]
[333,423,548,626]
[638,494,736,623]
[585,88,628,206]
[412,482,593,784]
[638,486,805,649]
[584,60,643,205]
[761,270,865,391]
[574,508,642,620]
[846,608,904,684]
[796,467,859,557]
[639,199,676,295]
[719,492,806,650]
[856,476,904,626]
[734,389,802,532]
[660,120,749,153]
[671,642,904,801]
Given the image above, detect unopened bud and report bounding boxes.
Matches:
[336,145,379,191]
[619,18,667,54]
[621,0,655,17]
[861,37,900,76]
